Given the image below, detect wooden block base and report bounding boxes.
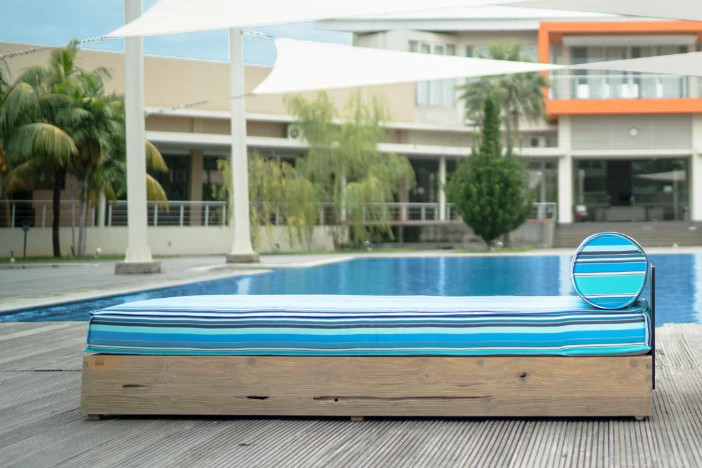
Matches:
[81,354,652,418]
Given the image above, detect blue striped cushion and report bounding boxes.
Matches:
[85,295,651,356]
[571,232,649,310]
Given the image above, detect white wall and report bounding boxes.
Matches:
[0,226,336,258]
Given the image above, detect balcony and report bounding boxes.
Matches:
[545,72,702,116]
[550,73,689,100]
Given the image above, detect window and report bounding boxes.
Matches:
[466,46,490,58]
[521,45,538,62]
[410,40,456,107]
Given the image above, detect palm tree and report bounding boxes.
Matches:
[0,40,92,257]
[458,42,549,147]
[0,81,76,256]
[60,72,168,257]
[2,40,168,257]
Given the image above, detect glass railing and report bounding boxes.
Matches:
[550,73,688,100]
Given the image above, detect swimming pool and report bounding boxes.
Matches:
[2,254,700,324]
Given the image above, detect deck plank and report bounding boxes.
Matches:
[3,322,702,467]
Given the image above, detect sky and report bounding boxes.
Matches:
[0,0,352,66]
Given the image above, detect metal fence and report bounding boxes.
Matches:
[0,200,557,228]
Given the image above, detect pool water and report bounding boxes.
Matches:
[2,254,700,325]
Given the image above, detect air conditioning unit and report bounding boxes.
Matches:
[287,124,304,141]
[528,136,548,148]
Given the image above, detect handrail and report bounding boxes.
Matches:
[0,200,557,228]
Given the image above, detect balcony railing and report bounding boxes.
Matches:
[0,200,557,228]
[550,73,688,100]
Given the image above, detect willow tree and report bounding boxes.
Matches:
[286,91,415,247]
[458,42,549,147]
[214,153,318,250]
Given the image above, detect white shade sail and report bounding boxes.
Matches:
[106,0,525,38]
[253,39,561,95]
[252,40,702,96]
[516,0,702,22]
[575,51,702,77]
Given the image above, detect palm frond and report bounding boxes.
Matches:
[3,159,45,194]
[145,140,168,172]
[146,174,168,204]
[4,122,77,165]
[0,82,39,134]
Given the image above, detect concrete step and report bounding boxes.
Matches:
[554,222,702,248]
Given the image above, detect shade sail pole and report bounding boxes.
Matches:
[116,0,160,274]
[226,28,259,263]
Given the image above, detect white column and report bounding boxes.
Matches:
[692,115,702,221]
[226,28,259,263]
[689,44,698,99]
[98,191,106,228]
[557,116,573,224]
[116,0,159,274]
[438,156,447,221]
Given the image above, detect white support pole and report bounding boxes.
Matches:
[226,28,259,263]
[98,191,106,228]
[692,115,702,222]
[116,0,159,274]
[557,116,573,224]
[438,156,447,221]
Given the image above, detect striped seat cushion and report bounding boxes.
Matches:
[572,232,649,309]
[86,295,651,356]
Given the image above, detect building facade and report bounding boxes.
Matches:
[320,6,702,225]
[2,6,702,236]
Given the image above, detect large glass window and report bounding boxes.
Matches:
[410,41,456,108]
[553,45,689,100]
[574,158,689,222]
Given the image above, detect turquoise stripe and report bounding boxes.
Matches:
[584,234,636,247]
[85,292,652,357]
[84,345,651,356]
[573,275,646,296]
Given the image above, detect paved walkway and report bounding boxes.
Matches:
[1,321,700,467]
[2,247,701,314]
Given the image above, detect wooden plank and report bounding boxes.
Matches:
[81,355,652,418]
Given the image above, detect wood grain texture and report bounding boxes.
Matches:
[81,354,652,417]
[12,322,702,467]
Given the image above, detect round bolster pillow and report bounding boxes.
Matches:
[571,232,649,310]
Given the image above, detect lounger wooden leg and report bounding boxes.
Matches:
[350,416,364,422]
[86,414,103,421]
[635,416,647,421]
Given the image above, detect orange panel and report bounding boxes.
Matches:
[538,21,702,115]
[542,21,702,44]
[546,99,702,116]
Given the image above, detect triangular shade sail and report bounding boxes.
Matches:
[253,39,561,95]
[106,0,524,38]
[575,52,702,77]
[516,0,702,22]
[253,40,702,96]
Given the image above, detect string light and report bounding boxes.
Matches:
[0,36,109,60]
[145,93,255,116]
[1,30,270,113]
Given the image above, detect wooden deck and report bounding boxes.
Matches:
[2,322,702,467]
